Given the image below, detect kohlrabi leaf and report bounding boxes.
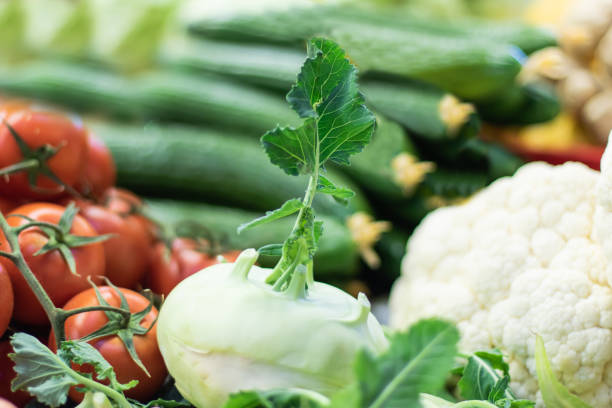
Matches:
[262,38,375,176]
[10,333,78,407]
[317,175,355,203]
[458,350,513,401]
[352,319,459,408]
[535,335,593,408]
[223,388,329,408]
[258,243,284,256]
[237,199,303,234]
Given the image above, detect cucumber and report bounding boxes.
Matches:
[362,80,480,140]
[144,198,359,280]
[88,121,371,219]
[332,24,523,101]
[0,61,298,133]
[160,37,301,91]
[188,4,556,54]
[336,115,418,201]
[375,168,490,228]
[475,82,561,125]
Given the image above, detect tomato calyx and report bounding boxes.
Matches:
[81,278,157,377]
[8,202,113,274]
[0,120,80,197]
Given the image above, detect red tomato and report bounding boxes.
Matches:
[49,287,166,402]
[0,203,106,325]
[0,106,89,199]
[148,238,241,297]
[0,199,18,215]
[76,135,116,199]
[0,341,30,407]
[0,265,13,337]
[73,199,153,289]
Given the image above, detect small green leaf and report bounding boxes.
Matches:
[317,175,354,204]
[355,319,459,408]
[458,350,513,402]
[258,244,284,256]
[238,199,303,234]
[59,341,137,392]
[261,121,316,176]
[535,335,592,408]
[223,389,329,408]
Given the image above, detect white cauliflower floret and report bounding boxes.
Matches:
[389,157,612,407]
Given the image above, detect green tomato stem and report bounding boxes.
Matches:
[65,366,132,408]
[0,213,64,345]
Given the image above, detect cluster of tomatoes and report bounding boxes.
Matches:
[0,100,240,406]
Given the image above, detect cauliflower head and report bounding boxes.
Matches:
[390,151,612,407]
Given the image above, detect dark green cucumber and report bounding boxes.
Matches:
[475,82,561,125]
[188,4,556,54]
[0,61,298,133]
[362,80,480,140]
[160,37,301,91]
[336,115,417,202]
[332,24,523,101]
[144,198,359,280]
[89,121,371,219]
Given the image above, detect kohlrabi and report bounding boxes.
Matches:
[156,38,388,408]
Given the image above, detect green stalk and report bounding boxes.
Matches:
[0,213,62,343]
[63,360,132,408]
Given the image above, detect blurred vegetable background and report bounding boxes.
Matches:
[0,0,566,294]
[1,0,610,406]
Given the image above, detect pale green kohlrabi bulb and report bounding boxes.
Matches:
[156,249,389,408]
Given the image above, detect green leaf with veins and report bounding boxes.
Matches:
[458,350,513,402]
[345,319,459,408]
[9,333,133,408]
[317,175,354,204]
[262,38,375,176]
[238,199,303,234]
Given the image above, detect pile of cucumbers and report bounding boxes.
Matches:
[0,0,560,292]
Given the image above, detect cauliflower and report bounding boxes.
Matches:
[390,146,612,407]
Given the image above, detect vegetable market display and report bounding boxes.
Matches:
[1,0,611,408]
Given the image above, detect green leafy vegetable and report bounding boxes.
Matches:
[263,38,375,176]
[535,335,592,408]
[458,350,512,401]
[329,319,459,408]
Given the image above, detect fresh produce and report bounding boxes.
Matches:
[145,199,363,279]
[0,102,89,199]
[70,192,154,289]
[156,38,389,407]
[390,136,612,405]
[188,3,555,54]
[0,61,298,133]
[0,203,107,325]
[76,134,117,199]
[362,81,478,141]
[90,121,370,220]
[147,238,241,297]
[49,286,166,402]
[0,265,13,337]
